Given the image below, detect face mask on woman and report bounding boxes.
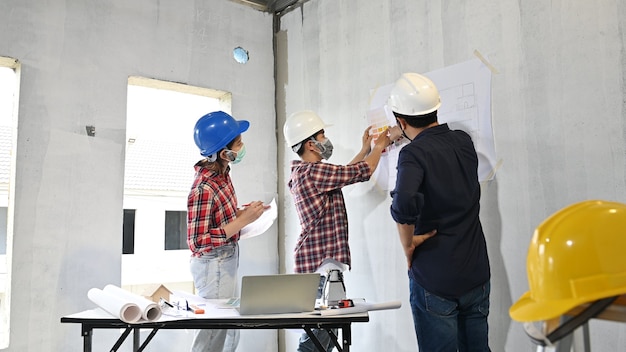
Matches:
[225,144,246,164]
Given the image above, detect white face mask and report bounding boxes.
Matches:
[313,138,334,160]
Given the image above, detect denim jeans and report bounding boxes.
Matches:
[297,328,336,352]
[409,272,490,352]
[298,275,336,352]
[189,243,240,352]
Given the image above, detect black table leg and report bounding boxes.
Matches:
[111,327,132,351]
[81,325,93,352]
[133,328,140,351]
[137,328,160,352]
[341,325,351,352]
[303,326,327,352]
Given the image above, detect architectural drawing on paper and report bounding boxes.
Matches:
[438,82,479,137]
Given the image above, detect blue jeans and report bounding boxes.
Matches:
[409,272,490,352]
[189,243,240,352]
[298,275,336,352]
[297,328,336,352]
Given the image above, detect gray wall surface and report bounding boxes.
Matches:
[1,0,626,351]
[276,0,626,351]
[0,1,276,351]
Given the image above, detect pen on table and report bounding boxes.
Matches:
[159,297,174,308]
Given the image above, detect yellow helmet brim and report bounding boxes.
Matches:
[510,291,581,322]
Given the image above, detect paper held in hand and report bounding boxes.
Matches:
[240,198,277,240]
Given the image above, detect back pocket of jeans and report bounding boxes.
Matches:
[424,291,457,317]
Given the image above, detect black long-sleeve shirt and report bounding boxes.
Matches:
[390,123,490,299]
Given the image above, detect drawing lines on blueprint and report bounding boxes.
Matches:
[438,82,479,136]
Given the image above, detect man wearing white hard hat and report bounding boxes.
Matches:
[388,73,491,352]
[283,110,400,352]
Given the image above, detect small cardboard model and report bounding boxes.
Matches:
[141,284,173,303]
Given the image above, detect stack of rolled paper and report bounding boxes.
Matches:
[87,284,162,323]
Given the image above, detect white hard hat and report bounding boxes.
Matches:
[387,73,441,116]
[283,110,331,149]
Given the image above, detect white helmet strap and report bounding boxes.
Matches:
[292,134,318,153]
[206,153,218,162]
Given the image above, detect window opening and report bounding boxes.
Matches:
[122,76,230,294]
[164,210,187,250]
[0,57,20,349]
[122,209,136,254]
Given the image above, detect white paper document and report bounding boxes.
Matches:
[239,198,278,240]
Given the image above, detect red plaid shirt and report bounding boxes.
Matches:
[288,160,372,273]
[187,162,239,257]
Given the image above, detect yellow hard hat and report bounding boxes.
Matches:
[509,199,626,322]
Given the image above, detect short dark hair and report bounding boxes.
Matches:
[296,130,323,156]
[393,110,437,128]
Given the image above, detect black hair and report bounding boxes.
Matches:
[393,110,438,128]
[296,130,324,156]
[226,135,241,149]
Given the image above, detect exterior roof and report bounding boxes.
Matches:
[0,131,202,194]
[124,138,200,193]
[0,126,11,185]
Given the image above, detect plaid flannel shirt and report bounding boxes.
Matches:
[288,160,372,273]
[187,163,239,257]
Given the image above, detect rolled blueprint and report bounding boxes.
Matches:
[103,284,162,321]
[87,288,142,323]
[319,300,402,316]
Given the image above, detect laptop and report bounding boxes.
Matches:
[237,273,320,315]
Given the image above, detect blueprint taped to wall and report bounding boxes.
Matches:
[368,58,496,191]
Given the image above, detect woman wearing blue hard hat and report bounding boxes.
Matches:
[187,111,266,352]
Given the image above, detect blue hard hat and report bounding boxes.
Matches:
[193,111,250,157]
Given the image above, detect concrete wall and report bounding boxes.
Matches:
[2,0,626,351]
[0,1,276,351]
[276,0,626,351]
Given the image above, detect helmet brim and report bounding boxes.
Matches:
[237,119,250,135]
[509,291,580,322]
[292,124,333,147]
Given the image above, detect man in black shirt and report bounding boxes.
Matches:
[388,72,491,352]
